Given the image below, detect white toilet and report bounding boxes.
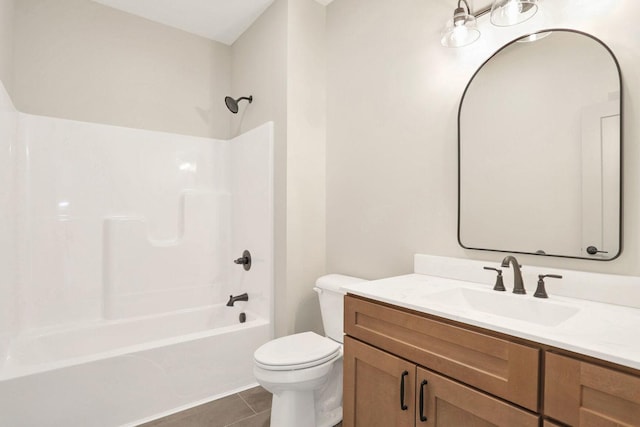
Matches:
[253,274,365,427]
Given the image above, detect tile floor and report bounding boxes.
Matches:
[139,386,272,427]
[138,386,343,427]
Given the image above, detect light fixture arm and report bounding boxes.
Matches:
[474,6,491,18]
[457,0,492,19]
[457,0,472,14]
[453,0,475,26]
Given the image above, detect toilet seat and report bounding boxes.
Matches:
[254,331,341,371]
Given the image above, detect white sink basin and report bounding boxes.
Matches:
[427,288,580,327]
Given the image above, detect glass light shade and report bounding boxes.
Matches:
[440,14,480,48]
[490,0,538,27]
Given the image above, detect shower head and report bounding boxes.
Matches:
[225,95,253,114]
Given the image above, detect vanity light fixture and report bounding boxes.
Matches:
[490,0,538,27]
[441,0,540,48]
[441,0,480,48]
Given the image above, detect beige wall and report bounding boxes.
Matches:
[231,0,290,336]
[232,0,327,336]
[286,0,326,334]
[326,0,640,278]
[0,0,14,95]
[13,0,231,139]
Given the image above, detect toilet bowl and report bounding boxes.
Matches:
[254,332,342,427]
[253,274,365,427]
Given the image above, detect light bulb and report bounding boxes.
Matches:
[453,25,469,43]
[504,0,522,25]
[490,0,539,27]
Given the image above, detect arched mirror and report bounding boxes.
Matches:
[458,30,622,260]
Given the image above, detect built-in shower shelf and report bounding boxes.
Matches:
[103,190,230,319]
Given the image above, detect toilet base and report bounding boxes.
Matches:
[270,389,316,427]
[269,391,341,427]
[316,407,342,427]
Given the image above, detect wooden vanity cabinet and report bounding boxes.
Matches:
[545,352,640,426]
[343,295,540,426]
[343,336,538,427]
[344,295,540,410]
[344,294,640,427]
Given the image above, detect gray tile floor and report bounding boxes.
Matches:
[138,386,343,427]
[139,386,272,427]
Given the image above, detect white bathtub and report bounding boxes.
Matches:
[0,304,271,427]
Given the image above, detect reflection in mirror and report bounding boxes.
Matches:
[458,30,621,260]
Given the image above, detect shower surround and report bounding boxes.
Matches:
[0,82,274,426]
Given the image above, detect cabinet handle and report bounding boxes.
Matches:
[400,370,409,410]
[419,379,428,422]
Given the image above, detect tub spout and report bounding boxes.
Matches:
[226,293,249,307]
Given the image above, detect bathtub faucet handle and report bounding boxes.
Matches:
[233,250,252,271]
[226,293,249,307]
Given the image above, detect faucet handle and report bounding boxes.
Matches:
[534,274,563,299]
[484,267,506,292]
[233,250,252,271]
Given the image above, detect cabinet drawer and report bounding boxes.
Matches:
[418,367,539,427]
[345,295,540,411]
[545,352,640,426]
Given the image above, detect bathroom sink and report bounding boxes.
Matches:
[427,288,580,327]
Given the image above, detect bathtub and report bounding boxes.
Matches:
[0,304,271,427]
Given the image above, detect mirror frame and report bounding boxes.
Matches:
[457,29,623,261]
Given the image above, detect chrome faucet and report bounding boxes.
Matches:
[500,256,526,294]
[226,293,249,306]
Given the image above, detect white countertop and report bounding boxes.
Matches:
[343,273,640,370]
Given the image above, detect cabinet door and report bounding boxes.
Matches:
[416,367,539,427]
[343,336,416,427]
[545,352,640,426]
[543,421,564,427]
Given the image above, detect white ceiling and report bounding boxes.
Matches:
[93,0,337,45]
[92,0,276,45]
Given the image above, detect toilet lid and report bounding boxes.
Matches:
[254,331,341,370]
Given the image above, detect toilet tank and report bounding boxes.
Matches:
[314,274,366,343]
